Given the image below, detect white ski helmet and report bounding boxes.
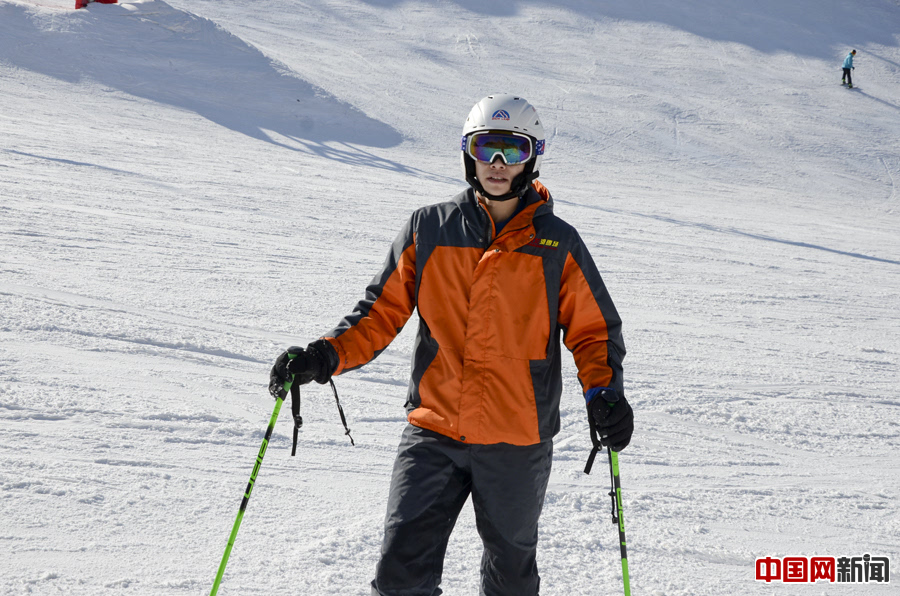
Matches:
[460,94,545,201]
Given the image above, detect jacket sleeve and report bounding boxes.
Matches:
[323,215,417,375]
[557,232,625,395]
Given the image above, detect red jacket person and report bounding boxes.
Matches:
[270,93,633,596]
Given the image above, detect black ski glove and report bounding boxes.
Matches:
[587,388,634,451]
[268,340,335,399]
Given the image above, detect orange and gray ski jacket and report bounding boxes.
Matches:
[323,181,624,446]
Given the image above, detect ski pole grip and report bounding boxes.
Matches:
[283,354,302,456]
[282,352,298,395]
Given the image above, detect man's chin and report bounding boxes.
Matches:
[483,184,511,196]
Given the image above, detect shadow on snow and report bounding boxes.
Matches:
[0,1,404,168]
[559,199,900,267]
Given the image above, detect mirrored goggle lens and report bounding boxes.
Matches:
[466,133,533,165]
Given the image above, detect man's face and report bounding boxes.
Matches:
[474,157,526,197]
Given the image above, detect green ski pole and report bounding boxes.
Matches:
[608,447,631,596]
[209,375,294,596]
[584,402,632,596]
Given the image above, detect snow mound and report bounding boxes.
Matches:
[1,0,401,146]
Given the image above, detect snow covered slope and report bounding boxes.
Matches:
[1,0,899,594]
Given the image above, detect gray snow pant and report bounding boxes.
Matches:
[371,425,553,596]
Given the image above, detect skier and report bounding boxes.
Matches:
[842,49,857,88]
[269,93,633,596]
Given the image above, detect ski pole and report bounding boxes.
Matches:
[584,405,631,596]
[209,375,295,596]
[608,447,631,596]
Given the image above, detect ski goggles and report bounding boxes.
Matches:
[463,131,538,165]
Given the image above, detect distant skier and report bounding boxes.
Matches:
[842,49,857,88]
[269,93,633,596]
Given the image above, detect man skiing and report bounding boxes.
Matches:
[269,93,633,596]
[842,49,857,88]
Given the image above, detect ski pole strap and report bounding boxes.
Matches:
[290,380,303,457]
[584,406,603,475]
[329,379,354,446]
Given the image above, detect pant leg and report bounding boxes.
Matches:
[372,426,472,596]
[843,67,852,84]
[469,440,553,596]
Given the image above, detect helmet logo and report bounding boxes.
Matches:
[491,110,510,121]
[535,139,545,155]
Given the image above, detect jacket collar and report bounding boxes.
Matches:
[457,181,553,246]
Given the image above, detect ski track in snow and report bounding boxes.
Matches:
[2,0,900,594]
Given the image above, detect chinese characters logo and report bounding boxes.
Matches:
[756,555,890,584]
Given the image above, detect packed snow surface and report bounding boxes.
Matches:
[2,0,899,594]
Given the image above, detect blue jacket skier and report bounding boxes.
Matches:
[842,50,856,87]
